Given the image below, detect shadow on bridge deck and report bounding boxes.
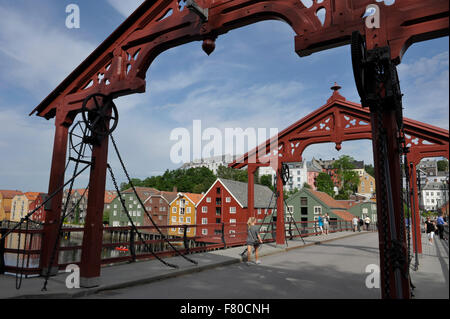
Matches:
[0,230,366,299]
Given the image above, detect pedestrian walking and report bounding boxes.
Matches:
[436,214,447,240]
[358,217,363,232]
[246,217,263,265]
[364,216,371,231]
[424,216,436,245]
[323,213,330,235]
[318,214,324,235]
[352,216,358,232]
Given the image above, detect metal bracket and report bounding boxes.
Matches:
[186,0,208,21]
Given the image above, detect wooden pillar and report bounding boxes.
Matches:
[247,164,257,219]
[40,114,69,276]
[370,107,410,299]
[79,133,109,288]
[275,164,285,245]
[409,162,422,254]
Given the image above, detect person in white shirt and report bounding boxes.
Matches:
[364,216,371,231]
[352,217,358,232]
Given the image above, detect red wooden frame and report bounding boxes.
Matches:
[27,0,448,295]
[229,85,449,254]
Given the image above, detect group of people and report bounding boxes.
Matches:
[424,214,448,245]
[317,213,330,235]
[352,216,371,232]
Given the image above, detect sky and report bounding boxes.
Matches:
[0,0,448,192]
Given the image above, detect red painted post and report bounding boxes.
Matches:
[275,164,285,245]
[409,162,422,254]
[370,108,411,299]
[79,134,109,288]
[40,116,69,276]
[247,165,257,219]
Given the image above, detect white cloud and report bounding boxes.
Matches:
[398,51,449,129]
[0,5,95,98]
[106,0,145,17]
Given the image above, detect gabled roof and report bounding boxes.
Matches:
[306,189,347,210]
[170,192,204,206]
[0,190,23,199]
[121,187,159,201]
[24,192,41,202]
[104,191,117,204]
[331,210,356,222]
[217,178,276,209]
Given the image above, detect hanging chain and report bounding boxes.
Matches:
[107,164,179,269]
[109,134,197,266]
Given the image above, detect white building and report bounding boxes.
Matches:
[259,161,308,192]
[179,154,241,174]
[421,181,449,211]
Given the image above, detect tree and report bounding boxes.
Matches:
[316,173,334,197]
[364,164,375,177]
[260,175,274,190]
[303,182,312,189]
[437,159,449,172]
[216,165,248,182]
[333,155,360,197]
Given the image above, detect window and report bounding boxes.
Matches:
[172,207,177,213]
[314,206,322,215]
[216,207,221,215]
[178,228,184,234]
[158,215,162,221]
[202,229,208,235]
[113,210,117,216]
[300,197,307,206]
[216,218,221,224]
[226,197,231,203]
[137,210,141,216]
[186,207,191,213]
[206,197,211,203]
[229,207,236,213]
[202,206,207,213]
[172,216,177,222]
[216,198,222,205]
[216,187,221,194]
[106,205,110,209]
[257,208,261,215]
[230,219,236,224]
[202,218,208,225]
[179,216,184,223]
[186,217,191,223]
[180,207,185,215]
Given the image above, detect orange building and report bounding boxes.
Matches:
[0,190,23,221]
[168,192,203,238]
[10,192,41,222]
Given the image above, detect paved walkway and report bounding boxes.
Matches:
[0,230,447,299]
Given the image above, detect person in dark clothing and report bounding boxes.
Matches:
[424,216,436,245]
[436,214,447,239]
[246,217,263,265]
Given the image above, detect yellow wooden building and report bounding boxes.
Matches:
[10,192,40,222]
[168,192,203,238]
[358,171,376,196]
[0,190,23,221]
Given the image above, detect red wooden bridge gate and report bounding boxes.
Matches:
[23,0,449,298]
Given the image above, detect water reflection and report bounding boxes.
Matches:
[3,229,183,273]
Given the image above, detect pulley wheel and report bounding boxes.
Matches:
[281,163,290,186]
[351,31,367,102]
[69,121,93,159]
[81,93,119,137]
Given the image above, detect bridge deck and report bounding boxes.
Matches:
[0,230,447,299]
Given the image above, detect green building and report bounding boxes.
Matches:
[108,187,158,227]
[284,188,356,235]
[348,201,377,222]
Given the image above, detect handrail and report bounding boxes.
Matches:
[0,218,361,275]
